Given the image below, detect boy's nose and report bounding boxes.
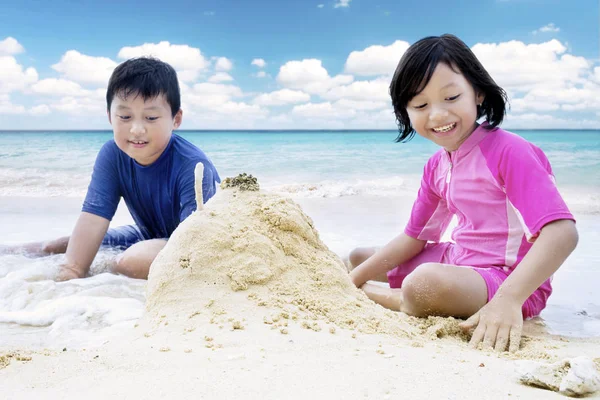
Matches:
[130,122,146,134]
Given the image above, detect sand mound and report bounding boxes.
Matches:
[142,172,416,338]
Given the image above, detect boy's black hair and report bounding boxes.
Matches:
[389,34,508,142]
[106,57,181,117]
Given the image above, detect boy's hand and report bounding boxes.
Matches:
[459,297,523,352]
[55,264,85,282]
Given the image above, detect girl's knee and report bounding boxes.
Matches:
[401,263,449,316]
[348,247,376,270]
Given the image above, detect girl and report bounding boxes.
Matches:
[347,34,578,353]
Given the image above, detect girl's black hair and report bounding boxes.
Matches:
[106,57,181,118]
[389,34,508,142]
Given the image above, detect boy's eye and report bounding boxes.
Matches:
[146,117,159,121]
[446,94,461,101]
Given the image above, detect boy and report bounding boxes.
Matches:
[7,57,220,281]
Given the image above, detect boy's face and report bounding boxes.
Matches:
[108,93,182,166]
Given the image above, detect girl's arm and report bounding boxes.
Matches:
[461,219,578,352]
[349,233,426,287]
[496,219,577,304]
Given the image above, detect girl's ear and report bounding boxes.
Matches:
[476,92,485,106]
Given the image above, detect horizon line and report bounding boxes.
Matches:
[1,128,600,132]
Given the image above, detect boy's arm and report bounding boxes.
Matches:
[56,212,110,281]
[349,233,426,288]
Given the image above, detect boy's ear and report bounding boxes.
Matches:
[173,109,183,130]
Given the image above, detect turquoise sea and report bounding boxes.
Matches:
[0,129,599,347]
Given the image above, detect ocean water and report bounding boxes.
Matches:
[1,129,599,348]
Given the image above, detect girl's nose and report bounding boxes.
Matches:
[429,104,449,122]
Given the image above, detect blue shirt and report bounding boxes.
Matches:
[82,134,220,240]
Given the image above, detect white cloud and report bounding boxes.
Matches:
[292,102,356,119]
[251,58,266,68]
[208,72,234,83]
[333,98,389,111]
[473,40,589,92]
[255,71,268,78]
[52,50,117,86]
[334,0,351,8]
[321,77,390,101]
[214,57,233,72]
[533,23,560,35]
[504,113,599,130]
[29,104,51,115]
[253,89,310,106]
[50,96,104,115]
[0,37,25,56]
[317,4,324,8]
[0,56,38,93]
[118,41,209,82]
[204,11,215,16]
[31,78,90,97]
[344,40,409,76]
[277,59,353,94]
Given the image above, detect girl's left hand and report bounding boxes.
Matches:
[459,297,523,352]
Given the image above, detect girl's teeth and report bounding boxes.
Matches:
[433,123,455,133]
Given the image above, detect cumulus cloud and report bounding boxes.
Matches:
[533,23,560,35]
[334,0,351,8]
[31,78,90,97]
[118,41,209,82]
[255,71,268,78]
[292,102,356,119]
[253,89,310,106]
[52,50,117,86]
[214,57,233,71]
[344,40,409,76]
[208,72,234,83]
[251,58,266,68]
[473,40,589,92]
[317,4,324,8]
[0,37,25,56]
[321,77,390,102]
[0,56,38,93]
[277,59,353,94]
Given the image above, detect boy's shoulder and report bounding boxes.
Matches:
[171,134,210,161]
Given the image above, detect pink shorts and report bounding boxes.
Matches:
[386,242,551,319]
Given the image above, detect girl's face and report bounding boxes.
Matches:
[407,62,484,152]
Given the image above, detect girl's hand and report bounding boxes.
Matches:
[459,297,523,352]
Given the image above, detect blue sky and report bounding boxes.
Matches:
[0,0,598,129]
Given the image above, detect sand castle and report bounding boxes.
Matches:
[143,166,418,338]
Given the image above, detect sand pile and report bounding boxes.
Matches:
[142,171,417,338]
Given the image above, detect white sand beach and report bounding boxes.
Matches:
[2,175,599,399]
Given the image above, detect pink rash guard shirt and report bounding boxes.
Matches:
[390,123,575,317]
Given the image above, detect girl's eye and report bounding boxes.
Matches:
[446,94,461,101]
[414,103,427,110]
[118,115,131,120]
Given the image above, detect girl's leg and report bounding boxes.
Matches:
[346,247,389,282]
[362,262,488,318]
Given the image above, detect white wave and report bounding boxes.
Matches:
[267,176,420,198]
